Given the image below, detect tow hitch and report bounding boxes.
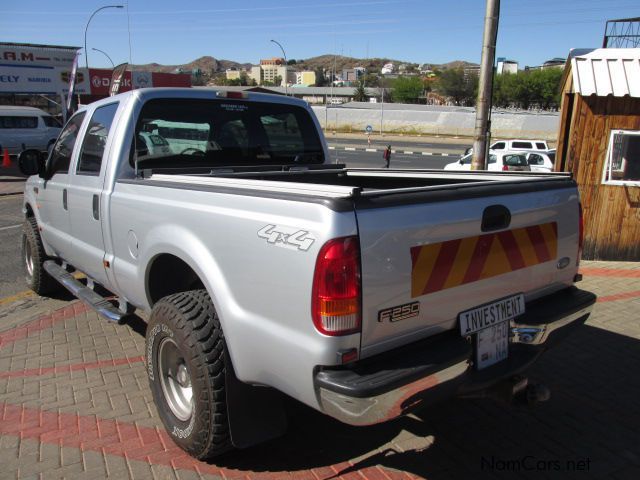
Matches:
[460,375,551,407]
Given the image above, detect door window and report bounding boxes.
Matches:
[491,142,505,150]
[528,154,543,165]
[77,103,119,175]
[512,141,533,149]
[47,112,86,176]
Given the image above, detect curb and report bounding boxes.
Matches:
[327,145,458,157]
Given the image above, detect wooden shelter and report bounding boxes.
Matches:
[555,48,640,260]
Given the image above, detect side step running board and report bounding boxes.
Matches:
[44,260,126,323]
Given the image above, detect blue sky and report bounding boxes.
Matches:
[2,0,638,68]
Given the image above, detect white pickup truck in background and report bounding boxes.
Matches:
[18,88,595,459]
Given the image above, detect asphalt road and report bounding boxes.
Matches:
[0,195,25,298]
[326,137,466,152]
[329,149,456,169]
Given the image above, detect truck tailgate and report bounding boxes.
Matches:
[355,184,580,358]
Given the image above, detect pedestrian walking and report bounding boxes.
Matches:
[383,144,392,168]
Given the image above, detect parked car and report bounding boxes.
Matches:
[491,139,550,151]
[526,150,556,172]
[18,88,593,459]
[0,106,61,155]
[463,139,550,156]
[445,152,531,171]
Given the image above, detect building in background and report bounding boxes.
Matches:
[496,58,518,74]
[225,69,241,81]
[381,63,394,74]
[248,57,294,86]
[341,67,366,84]
[295,71,316,86]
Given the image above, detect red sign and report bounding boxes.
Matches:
[87,69,191,96]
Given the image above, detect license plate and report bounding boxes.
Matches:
[476,320,509,370]
[458,293,525,336]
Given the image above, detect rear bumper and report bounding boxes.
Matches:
[314,287,596,426]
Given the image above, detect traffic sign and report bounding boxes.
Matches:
[365,125,373,133]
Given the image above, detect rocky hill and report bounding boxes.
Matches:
[131,55,477,74]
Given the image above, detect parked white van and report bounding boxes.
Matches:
[0,106,61,155]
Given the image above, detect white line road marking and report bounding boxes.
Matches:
[403,151,414,155]
[345,147,356,151]
[0,224,21,232]
[422,152,433,155]
[328,146,335,150]
[441,153,449,156]
[365,148,377,152]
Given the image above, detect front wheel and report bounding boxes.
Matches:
[22,217,58,295]
[146,290,232,459]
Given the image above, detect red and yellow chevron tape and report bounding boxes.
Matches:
[410,222,558,298]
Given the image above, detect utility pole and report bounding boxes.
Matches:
[471,0,500,170]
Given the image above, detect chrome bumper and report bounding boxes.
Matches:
[316,287,596,426]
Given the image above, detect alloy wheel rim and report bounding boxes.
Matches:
[157,336,193,422]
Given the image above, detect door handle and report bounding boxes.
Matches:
[63,189,67,210]
[92,194,99,220]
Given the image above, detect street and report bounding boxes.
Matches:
[0,195,24,298]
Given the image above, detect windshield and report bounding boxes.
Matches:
[133,98,325,170]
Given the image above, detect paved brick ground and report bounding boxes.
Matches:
[1,261,639,479]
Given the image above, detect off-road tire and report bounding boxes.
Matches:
[22,217,58,295]
[146,290,232,459]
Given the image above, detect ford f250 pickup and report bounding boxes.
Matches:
[18,88,596,459]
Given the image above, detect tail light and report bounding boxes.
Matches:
[577,203,584,266]
[502,165,509,171]
[312,236,361,336]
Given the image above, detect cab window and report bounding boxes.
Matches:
[77,103,119,175]
[47,112,86,176]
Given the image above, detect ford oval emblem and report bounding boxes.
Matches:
[557,257,570,269]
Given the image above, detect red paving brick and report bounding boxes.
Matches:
[1,260,639,479]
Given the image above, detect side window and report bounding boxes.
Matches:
[77,103,119,175]
[47,112,86,176]
[536,142,546,150]
[529,154,542,165]
[488,154,497,164]
[0,116,38,128]
[492,142,505,150]
[512,141,533,149]
[42,116,62,128]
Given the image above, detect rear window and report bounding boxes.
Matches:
[133,98,325,169]
[504,154,528,166]
[0,116,38,129]
[512,141,533,149]
[536,142,546,149]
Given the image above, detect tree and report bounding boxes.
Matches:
[353,80,367,102]
[391,76,424,103]
[314,67,326,86]
[435,68,477,106]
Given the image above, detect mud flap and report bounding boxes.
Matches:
[225,350,288,449]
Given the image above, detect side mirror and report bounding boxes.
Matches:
[18,149,45,177]
[459,159,464,165]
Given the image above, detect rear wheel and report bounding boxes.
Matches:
[146,290,232,459]
[22,217,58,295]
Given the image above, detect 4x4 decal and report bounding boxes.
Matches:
[257,225,315,251]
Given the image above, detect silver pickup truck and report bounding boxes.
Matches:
[18,88,596,459]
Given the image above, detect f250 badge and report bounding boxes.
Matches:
[378,301,421,323]
[257,225,315,251]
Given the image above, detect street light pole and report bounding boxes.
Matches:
[270,39,288,95]
[92,48,115,68]
[84,5,124,70]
